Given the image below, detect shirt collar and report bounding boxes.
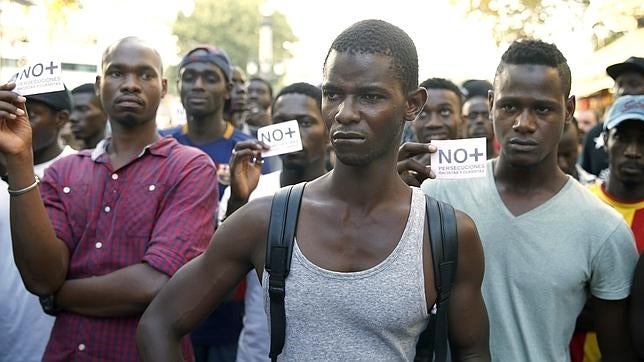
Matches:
[89,136,175,162]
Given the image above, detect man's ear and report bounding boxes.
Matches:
[55,110,70,130]
[161,78,168,99]
[487,89,494,113]
[565,95,576,125]
[94,75,101,98]
[405,87,427,121]
[225,82,233,100]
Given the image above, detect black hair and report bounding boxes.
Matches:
[101,36,164,76]
[324,19,418,94]
[495,39,571,98]
[273,82,322,113]
[71,83,96,95]
[419,78,464,107]
[249,77,273,98]
[462,79,493,100]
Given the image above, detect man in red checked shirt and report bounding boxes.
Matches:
[0,36,218,361]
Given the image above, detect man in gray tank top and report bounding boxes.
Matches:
[399,40,638,361]
[137,20,490,361]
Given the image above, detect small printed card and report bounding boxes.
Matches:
[9,60,65,96]
[257,120,303,158]
[430,138,487,179]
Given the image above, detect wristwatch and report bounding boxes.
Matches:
[39,295,61,316]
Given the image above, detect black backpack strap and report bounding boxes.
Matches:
[265,182,306,361]
[423,195,458,361]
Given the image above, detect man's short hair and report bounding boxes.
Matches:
[324,19,418,94]
[71,83,96,96]
[420,78,464,107]
[273,82,322,112]
[495,39,571,98]
[250,77,273,98]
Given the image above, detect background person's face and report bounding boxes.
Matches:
[26,100,63,154]
[412,89,460,142]
[605,120,644,186]
[272,93,327,170]
[70,92,106,141]
[179,60,229,118]
[463,96,493,141]
[491,64,573,168]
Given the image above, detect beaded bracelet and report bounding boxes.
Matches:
[7,175,40,197]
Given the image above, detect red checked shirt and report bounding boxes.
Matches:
[39,137,218,362]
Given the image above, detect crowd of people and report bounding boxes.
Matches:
[0,18,642,362]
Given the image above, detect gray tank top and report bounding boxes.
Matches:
[262,187,429,361]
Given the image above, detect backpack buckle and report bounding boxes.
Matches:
[268,277,285,297]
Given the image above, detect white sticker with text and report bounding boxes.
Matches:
[430,138,487,179]
[9,60,64,96]
[258,120,303,158]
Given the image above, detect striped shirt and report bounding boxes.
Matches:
[40,136,218,361]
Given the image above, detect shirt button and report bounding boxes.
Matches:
[111,174,118,180]
[78,343,86,351]
[63,186,70,194]
[104,206,111,213]
[148,185,155,191]
[95,242,103,249]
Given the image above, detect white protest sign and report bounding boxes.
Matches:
[257,120,303,158]
[430,138,487,179]
[9,60,65,96]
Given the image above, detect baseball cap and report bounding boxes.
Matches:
[606,56,644,80]
[179,45,233,82]
[603,94,644,131]
[26,85,72,112]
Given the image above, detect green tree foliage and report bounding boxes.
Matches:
[173,0,297,70]
[461,0,642,50]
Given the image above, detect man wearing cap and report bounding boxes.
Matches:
[0,36,217,361]
[0,87,76,362]
[588,95,644,251]
[162,45,269,362]
[581,56,644,177]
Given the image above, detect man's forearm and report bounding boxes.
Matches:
[7,152,68,296]
[55,263,169,317]
[137,315,184,362]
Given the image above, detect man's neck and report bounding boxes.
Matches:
[494,153,567,194]
[33,142,64,166]
[107,120,160,170]
[606,176,644,202]
[186,113,227,144]
[280,161,326,187]
[328,150,408,207]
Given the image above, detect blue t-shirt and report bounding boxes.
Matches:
[161,123,277,200]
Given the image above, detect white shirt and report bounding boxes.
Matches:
[0,146,76,362]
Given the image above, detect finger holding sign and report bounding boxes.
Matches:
[229,140,269,204]
[0,82,33,157]
[397,142,436,186]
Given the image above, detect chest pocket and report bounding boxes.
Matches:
[123,181,169,238]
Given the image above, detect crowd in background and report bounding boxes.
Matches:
[0,18,643,362]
